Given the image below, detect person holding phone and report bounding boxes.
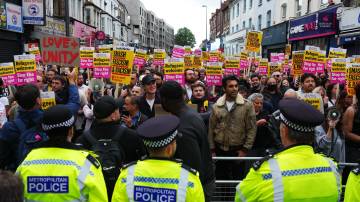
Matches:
[121,96,148,129]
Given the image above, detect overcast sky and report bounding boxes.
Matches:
[141,0,221,47]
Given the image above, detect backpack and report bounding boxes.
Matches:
[83,127,126,193]
[14,118,49,166]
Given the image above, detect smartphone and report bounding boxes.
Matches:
[121,110,130,117]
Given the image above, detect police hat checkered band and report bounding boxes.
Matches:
[143,130,178,148]
[280,113,314,133]
[42,116,75,131]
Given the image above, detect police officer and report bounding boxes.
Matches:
[16,105,108,202]
[235,98,341,202]
[344,165,360,201]
[112,115,205,202]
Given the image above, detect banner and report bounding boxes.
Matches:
[134,49,147,67]
[224,57,240,76]
[29,46,41,62]
[193,56,202,68]
[172,45,185,58]
[164,58,185,85]
[14,54,36,85]
[240,52,248,71]
[80,47,94,68]
[347,63,360,96]
[270,53,279,62]
[40,91,56,110]
[40,36,80,66]
[317,50,326,74]
[22,0,45,25]
[245,31,262,53]
[302,93,322,111]
[93,53,111,79]
[98,44,112,53]
[184,55,194,69]
[209,51,220,62]
[153,49,166,66]
[328,47,347,59]
[268,62,281,77]
[303,46,319,74]
[206,62,223,86]
[110,48,135,84]
[0,62,16,86]
[292,51,304,76]
[330,58,347,84]
[258,59,268,76]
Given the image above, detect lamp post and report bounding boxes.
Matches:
[202,5,208,42]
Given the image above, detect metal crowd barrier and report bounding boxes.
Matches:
[211,156,359,202]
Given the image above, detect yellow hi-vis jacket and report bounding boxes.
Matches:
[236,145,341,202]
[344,167,360,202]
[112,158,205,202]
[16,147,108,202]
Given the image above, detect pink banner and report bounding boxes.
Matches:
[172,47,185,58]
[270,54,279,62]
[73,21,96,39]
[2,74,17,86]
[153,59,164,66]
[224,68,240,76]
[316,62,325,74]
[240,60,248,70]
[134,57,146,66]
[303,61,317,74]
[209,57,219,62]
[80,58,93,68]
[282,65,289,73]
[93,67,110,79]
[330,72,346,84]
[206,75,222,86]
[17,72,37,85]
[278,53,285,62]
[258,66,268,75]
[164,74,185,86]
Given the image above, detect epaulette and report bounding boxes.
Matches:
[86,154,100,169]
[122,161,137,169]
[181,163,198,175]
[173,158,183,163]
[352,166,360,175]
[252,154,274,171]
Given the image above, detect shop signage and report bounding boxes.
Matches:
[34,16,66,36]
[22,0,45,25]
[3,2,23,33]
[73,21,95,39]
[339,7,360,31]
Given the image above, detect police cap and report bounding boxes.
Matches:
[279,98,324,133]
[136,115,180,148]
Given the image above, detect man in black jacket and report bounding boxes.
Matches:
[76,96,146,198]
[139,75,161,118]
[160,80,215,202]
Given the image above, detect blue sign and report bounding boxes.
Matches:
[5,2,23,33]
[134,186,176,202]
[289,6,339,41]
[27,176,69,193]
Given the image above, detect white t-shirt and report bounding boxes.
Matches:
[185,84,192,99]
[0,96,9,106]
[146,98,155,110]
[0,102,7,125]
[226,101,235,111]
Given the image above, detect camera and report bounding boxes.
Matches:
[327,107,341,121]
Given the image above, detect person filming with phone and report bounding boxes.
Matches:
[121,95,148,129]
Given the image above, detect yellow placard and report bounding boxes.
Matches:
[40,92,56,110]
[328,48,347,58]
[331,60,346,73]
[193,56,202,68]
[225,58,240,69]
[285,44,292,56]
[245,31,263,53]
[303,98,321,110]
[154,50,166,60]
[304,50,318,62]
[292,52,304,76]
[111,49,135,84]
[268,62,281,76]
[346,63,360,96]
[0,63,15,76]
[164,61,185,75]
[202,51,209,62]
[184,55,194,69]
[14,59,36,73]
[80,50,93,58]
[206,63,222,75]
[93,55,111,67]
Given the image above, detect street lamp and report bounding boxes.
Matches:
[202,5,208,42]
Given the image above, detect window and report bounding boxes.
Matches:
[236,3,239,17]
[232,26,234,33]
[295,0,302,17]
[85,8,91,25]
[249,0,252,9]
[258,0,262,6]
[249,18,252,29]
[242,21,245,29]
[236,44,239,54]
[258,15,262,30]
[266,10,271,27]
[101,17,105,31]
[236,24,239,31]
[232,6,235,19]
[243,0,246,13]
[281,3,287,20]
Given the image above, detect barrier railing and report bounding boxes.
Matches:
[211,156,359,202]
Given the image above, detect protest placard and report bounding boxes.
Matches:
[317,50,326,74]
[184,46,192,55]
[80,47,94,68]
[285,44,292,56]
[303,46,320,74]
[29,47,41,62]
[98,44,113,53]
[153,49,166,66]
[240,52,248,71]
[164,58,185,85]
[134,49,147,68]
[194,49,202,57]
[0,62,16,86]
[268,62,281,77]
[330,58,348,84]
[93,53,111,79]
[172,45,185,58]
[209,51,220,62]
[347,63,360,96]
[302,93,322,111]
[328,48,347,59]
[202,51,209,62]
[14,54,36,85]
[193,56,202,68]
[258,59,268,76]
[184,55,194,69]
[245,31,262,53]
[40,36,80,66]
[111,49,135,85]
[224,57,240,76]
[40,91,56,110]
[292,51,304,76]
[270,53,279,62]
[206,62,223,86]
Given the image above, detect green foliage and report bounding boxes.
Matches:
[174,27,196,48]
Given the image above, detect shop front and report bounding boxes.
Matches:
[289,5,341,52]
[262,21,288,59]
[339,7,360,56]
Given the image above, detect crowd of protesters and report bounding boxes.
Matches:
[0,60,359,201]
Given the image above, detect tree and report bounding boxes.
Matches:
[174,27,196,48]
